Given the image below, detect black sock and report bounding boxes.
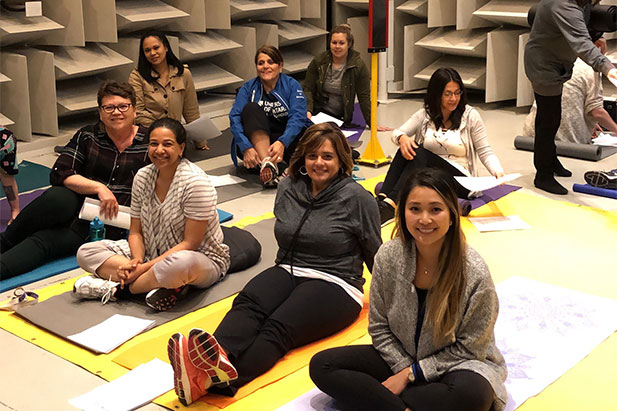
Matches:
[114,285,133,300]
[534,173,568,195]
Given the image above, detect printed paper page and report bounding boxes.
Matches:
[68,314,155,354]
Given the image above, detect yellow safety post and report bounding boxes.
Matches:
[356,52,391,168]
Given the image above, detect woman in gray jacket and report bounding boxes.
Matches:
[166,123,382,406]
[310,168,507,411]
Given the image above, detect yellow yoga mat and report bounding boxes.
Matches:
[115,298,370,409]
[2,180,615,411]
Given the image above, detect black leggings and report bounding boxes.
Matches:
[533,92,562,176]
[212,266,361,393]
[239,102,300,165]
[310,345,494,411]
[0,186,85,279]
[380,147,471,202]
[0,186,125,279]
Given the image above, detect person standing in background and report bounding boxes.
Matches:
[524,0,617,195]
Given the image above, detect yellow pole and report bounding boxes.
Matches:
[358,52,389,166]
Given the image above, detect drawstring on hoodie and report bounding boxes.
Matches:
[277,197,315,277]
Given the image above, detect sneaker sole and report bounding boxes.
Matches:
[584,171,617,190]
[188,329,238,385]
[167,333,192,406]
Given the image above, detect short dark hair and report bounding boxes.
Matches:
[254,45,284,66]
[288,123,353,180]
[147,117,187,146]
[424,67,467,130]
[137,31,185,84]
[97,81,136,107]
[330,24,354,49]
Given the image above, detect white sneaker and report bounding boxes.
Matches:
[73,276,119,304]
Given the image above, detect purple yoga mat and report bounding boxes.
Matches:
[0,188,46,231]
[375,182,521,212]
[341,103,366,143]
[467,184,521,209]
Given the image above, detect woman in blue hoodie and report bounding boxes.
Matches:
[229,45,311,187]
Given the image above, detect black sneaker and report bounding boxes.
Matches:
[584,169,617,190]
[146,285,189,311]
[376,197,395,227]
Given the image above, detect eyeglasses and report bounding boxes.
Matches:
[100,103,132,113]
[443,90,462,98]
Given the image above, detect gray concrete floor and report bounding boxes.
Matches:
[1,96,616,411]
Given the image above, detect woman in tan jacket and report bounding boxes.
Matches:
[129,31,208,150]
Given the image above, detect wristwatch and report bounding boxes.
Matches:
[408,364,416,383]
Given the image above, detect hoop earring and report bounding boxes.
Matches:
[299,166,308,176]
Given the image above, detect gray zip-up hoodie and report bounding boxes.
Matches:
[273,175,382,291]
[524,0,614,96]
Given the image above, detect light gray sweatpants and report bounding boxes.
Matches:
[76,239,223,289]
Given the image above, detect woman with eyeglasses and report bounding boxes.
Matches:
[129,31,210,150]
[376,67,505,226]
[0,81,150,279]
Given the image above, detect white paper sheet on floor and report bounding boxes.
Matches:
[69,358,173,411]
[275,276,617,411]
[67,314,155,354]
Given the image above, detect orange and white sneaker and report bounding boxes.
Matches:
[167,332,212,406]
[187,328,238,386]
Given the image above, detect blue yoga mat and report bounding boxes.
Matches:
[217,208,233,223]
[0,209,235,292]
[0,161,51,198]
[573,183,617,199]
[0,256,78,293]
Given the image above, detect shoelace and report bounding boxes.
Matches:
[100,277,115,305]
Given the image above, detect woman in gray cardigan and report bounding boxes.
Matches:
[310,168,507,411]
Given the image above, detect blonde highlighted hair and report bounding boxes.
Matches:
[392,168,467,345]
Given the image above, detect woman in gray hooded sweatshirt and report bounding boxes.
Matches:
[165,122,382,406]
[524,0,617,195]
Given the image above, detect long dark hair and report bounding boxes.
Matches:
[392,168,466,345]
[424,67,467,130]
[137,31,185,84]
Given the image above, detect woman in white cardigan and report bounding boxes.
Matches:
[376,67,505,225]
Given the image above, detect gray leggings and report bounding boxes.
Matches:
[76,240,223,289]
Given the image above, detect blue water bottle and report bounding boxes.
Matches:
[89,217,106,241]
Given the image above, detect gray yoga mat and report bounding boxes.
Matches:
[514,135,617,161]
[15,219,277,346]
[184,128,233,162]
[207,164,264,204]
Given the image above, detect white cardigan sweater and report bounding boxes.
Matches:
[392,105,504,177]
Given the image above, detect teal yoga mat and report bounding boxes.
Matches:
[0,209,234,292]
[0,161,51,198]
